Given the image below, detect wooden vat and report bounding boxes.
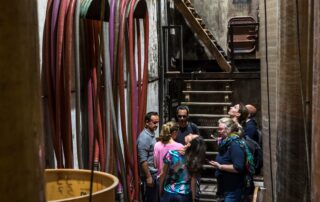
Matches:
[45,169,118,202]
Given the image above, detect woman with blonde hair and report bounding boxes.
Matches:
[209,117,253,202]
[154,121,184,177]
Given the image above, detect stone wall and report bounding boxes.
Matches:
[193,0,258,53]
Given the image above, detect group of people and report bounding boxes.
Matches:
[137,104,261,202]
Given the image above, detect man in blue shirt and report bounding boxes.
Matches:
[137,111,159,202]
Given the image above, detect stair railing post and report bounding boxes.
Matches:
[230,25,235,73]
[179,25,184,73]
[162,25,184,73]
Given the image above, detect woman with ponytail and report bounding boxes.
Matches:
[159,136,206,202]
[154,121,183,178]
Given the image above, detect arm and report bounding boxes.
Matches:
[208,161,239,173]
[159,164,169,196]
[208,142,245,173]
[153,144,159,169]
[141,161,154,187]
[137,134,154,187]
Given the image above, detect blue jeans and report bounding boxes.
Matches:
[224,188,242,202]
[161,191,192,202]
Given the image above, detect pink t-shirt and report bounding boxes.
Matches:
[154,141,184,177]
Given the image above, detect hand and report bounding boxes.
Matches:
[208,160,221,169]
[159,188,163,196]
[146,176,154,187]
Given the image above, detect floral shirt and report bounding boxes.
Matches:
[163,150,191,194]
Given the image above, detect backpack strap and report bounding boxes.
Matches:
[235,139,255,175]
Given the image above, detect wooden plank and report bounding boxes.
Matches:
[165,72,261,79]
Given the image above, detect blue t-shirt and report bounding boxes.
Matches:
[176,122,199,145]
[163,150,191,194]
[215,141,245,192]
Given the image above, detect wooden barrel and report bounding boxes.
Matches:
[45,169,118,202]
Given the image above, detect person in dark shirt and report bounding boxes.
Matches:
[208,118,245,202]
[175,105,199,145]
[244,104,260,144]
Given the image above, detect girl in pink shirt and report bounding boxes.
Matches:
[154,121,184,177]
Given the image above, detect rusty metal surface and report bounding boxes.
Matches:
[173,0,232,72]
[228,16,258,54]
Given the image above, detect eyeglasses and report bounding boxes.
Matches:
[177,115,187,119]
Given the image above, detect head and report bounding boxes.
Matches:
[245,104,257,118]
[217,118,240,138]
[228,103,248,125]
[144,112,159,132]
[176,105,189,128]
[159,121,179,143]
[185,136,206,175]
[185,134,199,145]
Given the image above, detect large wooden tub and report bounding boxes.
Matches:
[45,169,118,202]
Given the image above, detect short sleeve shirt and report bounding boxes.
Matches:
[137,128,157,176]
[163,150,191,194]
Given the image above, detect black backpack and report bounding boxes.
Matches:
[243,136,263,175]
[256,128,262,148]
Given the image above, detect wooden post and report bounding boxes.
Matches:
[312,0,320,201]
[0,0,45,201]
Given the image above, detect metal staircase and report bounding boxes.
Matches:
[173,0,232,72]
[181,79,234,201]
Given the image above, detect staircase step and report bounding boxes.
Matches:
[200,183,217,193]
[203,138,218,142]
[203,164,216,169]
[183,90,232,94]
[196,18,203,22]
[206,151,218,155]
[185,79,235,82]
[199,199,217,202]
[184,0,192,6]
[200,191,216,197]
[189,114,229,118]
[201,177,217,183]
[198,126,218,129]
[182,102,232,106]
[188,6,195,11]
